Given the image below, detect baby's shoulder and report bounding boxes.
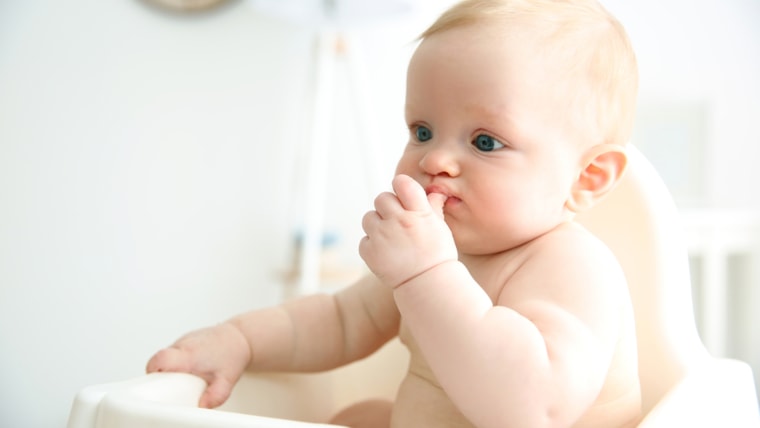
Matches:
[528,221,616,263]
[506,222,626,293]
[496,222,630,325]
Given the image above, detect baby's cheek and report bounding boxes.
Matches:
[394,154,420,178]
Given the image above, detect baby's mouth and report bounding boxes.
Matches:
[425,187,460,207]
[424,185,452,198]
[443,195,461,205]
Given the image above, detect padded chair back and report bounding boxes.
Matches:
[576,145,710,414]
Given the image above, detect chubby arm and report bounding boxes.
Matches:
[233,274,400,372]
[394,243,624,428]
[147,274,400,408]
[360,175,625,428]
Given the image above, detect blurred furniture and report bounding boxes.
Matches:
[250,0,412,296]
[681,209,760,357]
[67,146,760,427]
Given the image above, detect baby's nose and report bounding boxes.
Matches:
[419,146,461,177]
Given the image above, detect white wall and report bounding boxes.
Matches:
[0,1,444,427]
[0,1,757,427]
[604,0,760,210]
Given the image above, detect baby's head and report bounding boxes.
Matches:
[397,0,639,253]
[419,0,638,150]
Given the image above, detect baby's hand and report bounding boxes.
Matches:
[359,174,457,288]
[146,323,251,409]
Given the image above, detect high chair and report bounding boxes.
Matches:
[67,145,760,427]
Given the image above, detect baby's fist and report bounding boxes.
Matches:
[359,175,457,288]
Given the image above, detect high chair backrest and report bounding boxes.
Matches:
[575,145,710,415]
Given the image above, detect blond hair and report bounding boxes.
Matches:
[421,0,638,147]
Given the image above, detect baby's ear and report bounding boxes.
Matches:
[566,145,627,213]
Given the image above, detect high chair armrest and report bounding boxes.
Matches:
[67,372,342,428]
[67,373,204,428]
[67,340,408,428]
[638,358,760,427]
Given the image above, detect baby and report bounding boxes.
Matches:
[147,0,642,427]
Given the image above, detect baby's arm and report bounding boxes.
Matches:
[146,274,400,408]
[394,243,624,428]
[361,175,625,428]
[233,274,400,372]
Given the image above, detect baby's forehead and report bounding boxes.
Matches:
[413,0,637,149]
[418,24,572,88]
[423,21,572,71]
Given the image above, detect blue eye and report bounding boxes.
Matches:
[473,134,504,152]
[415,125,433,142]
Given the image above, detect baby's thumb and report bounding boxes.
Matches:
[199,377,235,409]
[427,192,447,218]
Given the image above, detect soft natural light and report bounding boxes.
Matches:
[0,1,757,427]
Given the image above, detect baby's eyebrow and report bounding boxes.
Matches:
[404,104,423,121]
[464,102,511,123]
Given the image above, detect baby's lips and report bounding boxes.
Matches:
[424,184,451,198]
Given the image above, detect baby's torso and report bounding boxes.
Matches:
[392,324,475,428]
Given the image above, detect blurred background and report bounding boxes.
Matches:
[0,0,758,426]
